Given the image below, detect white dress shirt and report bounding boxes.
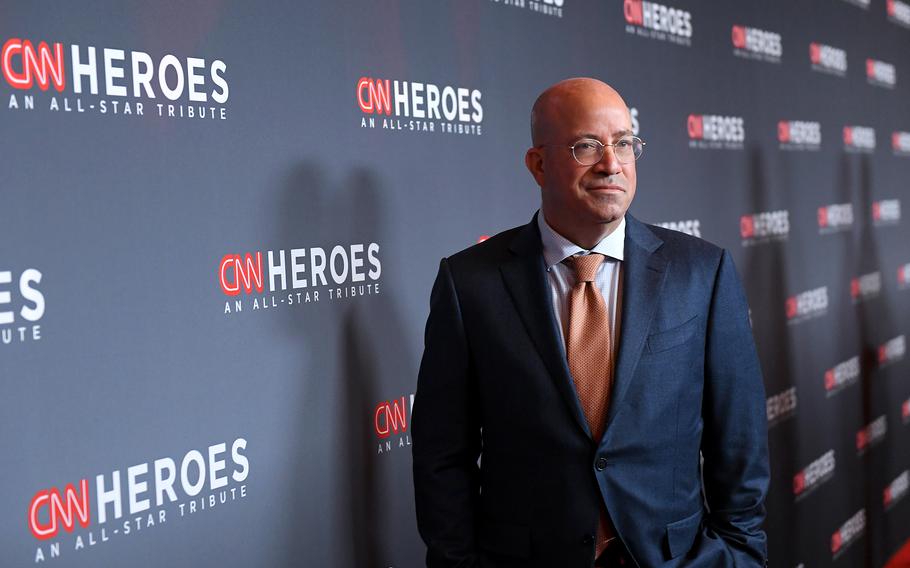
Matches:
[536,211,625,352]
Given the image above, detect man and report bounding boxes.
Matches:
[412,78,769,567]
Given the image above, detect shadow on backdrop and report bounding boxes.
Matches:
[741,147,797,560]
[851,155,895,567]
[276,163,415,567]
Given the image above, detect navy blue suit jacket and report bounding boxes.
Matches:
[412,213,769,567]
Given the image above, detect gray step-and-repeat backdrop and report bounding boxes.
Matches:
[2,1,909,566]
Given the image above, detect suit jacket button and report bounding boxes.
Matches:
[582,534,594,545]
[595,457,608,471]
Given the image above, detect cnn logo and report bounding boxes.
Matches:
[28,480,90,540]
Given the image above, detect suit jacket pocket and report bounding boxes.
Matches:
[647,315,698,354]
[478,519,530,559]
[665,508,703,559]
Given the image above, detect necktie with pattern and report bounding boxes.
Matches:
[566,253,617,557]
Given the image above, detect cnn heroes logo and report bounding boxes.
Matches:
[851,271,881,302]
[856,415,887,454]
[740,210,789,245]
[810,42,847,76]
[843,126,876,152]
[766,386,797,425]
[688,114,744,150]
[888,0,910,27]
[866,58,897,88]
[731,25,782,63]
[825,355,860,396]
[785,286,828,324]
[623,0,693,46]
[793,449,835,499]
[884,471,909,510]
[656,219,701,238]
[872,199,901,225]
[28,438,248,564]
[374,393,414,456]
[2,37,228,120]
[818,203,853,234]
[878,334,906,367]
[219,243,381,315]
[488,0,565,19]
[1,268,45,346]
[357,77,483,136]
[779,120,821,151]
[831,509,865,558]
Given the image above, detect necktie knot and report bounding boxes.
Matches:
[569,253,605,284]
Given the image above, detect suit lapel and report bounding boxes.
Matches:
[500,216,592,439]
[602,215,668,436]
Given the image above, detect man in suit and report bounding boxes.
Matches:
[412,78,769,567]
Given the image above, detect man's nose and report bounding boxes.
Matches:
[592,145,623,175]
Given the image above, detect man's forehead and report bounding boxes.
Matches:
[554,100,630,123]
[531,81,631,144]
[558,105,633,140]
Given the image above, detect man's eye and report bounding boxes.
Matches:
[616,140,632,148]
[576,142,597,151]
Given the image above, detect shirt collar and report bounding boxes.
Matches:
[537,210,625,271]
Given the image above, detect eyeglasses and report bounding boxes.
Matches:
[541,136,646,166]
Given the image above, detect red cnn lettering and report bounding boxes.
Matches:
[888,0,896,16]
[356,77,391,115]
[843,127,853,145]
[831,531,842,553]
[872,202,881,221]
[219,253,263,296]
[856,430,868,450]
[2,38,65,91]
[793,472,805,495]
[374,397,408,439]
[778,121,790,143]
[623,0,643,25]
[731,26,746,49]
[850,278,860,298]
[824,369,835,391]
[687,115,703,140]
[893,132,900,150]
[357,77,373,113]
[28,479,91,540]
[884,487,893,506]
[739,215,754,239]
[809,43,821,65]
[785,297,797,319]
[818,206,829,227]
[866,59,875,78]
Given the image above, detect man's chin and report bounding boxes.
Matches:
[592,206,626,225]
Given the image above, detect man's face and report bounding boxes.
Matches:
[527,95,637,233]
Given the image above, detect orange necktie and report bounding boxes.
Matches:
[565,253,616,557]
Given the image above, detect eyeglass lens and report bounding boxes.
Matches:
[572,138,643,165]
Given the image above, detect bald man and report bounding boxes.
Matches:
[412,78,769,567]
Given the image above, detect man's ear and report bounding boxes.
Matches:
[525,147,545,187]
